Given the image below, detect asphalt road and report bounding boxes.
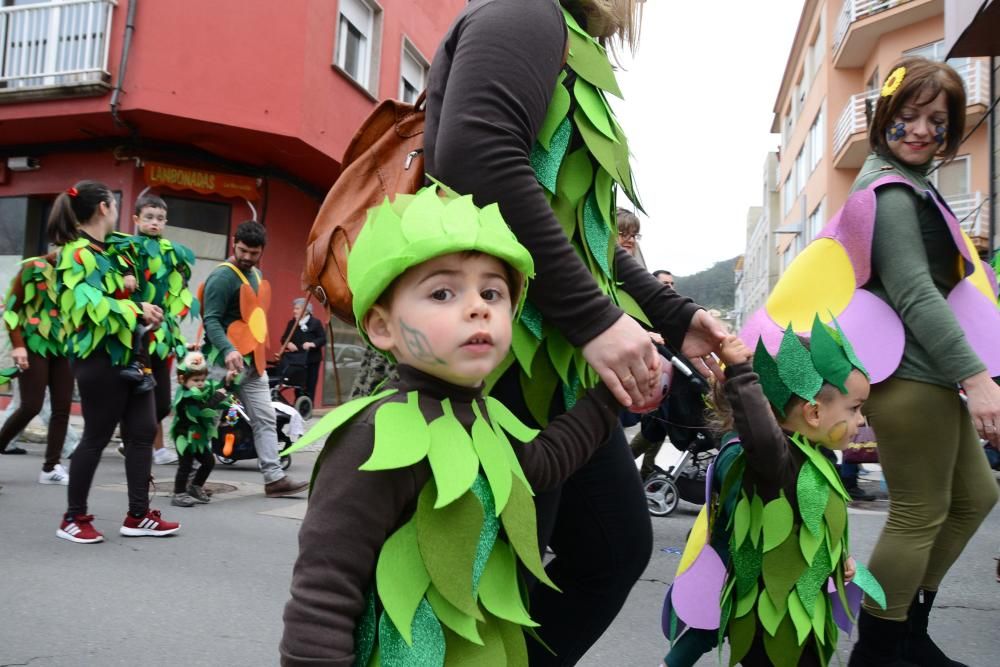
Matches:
[1,444,998,666]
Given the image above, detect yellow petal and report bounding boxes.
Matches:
[766,238,855,331]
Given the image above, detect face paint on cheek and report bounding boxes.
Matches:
[934,125,947,145]
[827,421,848,444]
[887,122,906,142]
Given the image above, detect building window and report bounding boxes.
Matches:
[808,104,825,171]
[795,148,807,194]
[929,155,970,197]
[783,172,795,216]
[399,39,428,103]
[807,199,826,241]
[335,0,381,93]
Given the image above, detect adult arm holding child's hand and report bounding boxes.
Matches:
[960,371,1000,448]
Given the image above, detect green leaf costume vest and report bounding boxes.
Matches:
[4,257,65,357]
[170,380,227,456]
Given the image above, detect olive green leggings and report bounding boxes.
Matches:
[863,377,998,620]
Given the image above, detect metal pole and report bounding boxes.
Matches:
[990,55,997,257]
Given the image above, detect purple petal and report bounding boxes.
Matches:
[670,546,726,630]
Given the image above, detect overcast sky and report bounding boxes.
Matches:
[611,1,804,276]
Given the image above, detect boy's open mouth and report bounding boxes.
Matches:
[463,332,494,347]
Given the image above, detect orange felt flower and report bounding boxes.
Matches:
[226,279,271,375]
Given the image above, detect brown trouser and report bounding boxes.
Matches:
[0,351,73,471]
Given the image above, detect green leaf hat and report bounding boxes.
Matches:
[753,316,868,416]
[348,185,536,340]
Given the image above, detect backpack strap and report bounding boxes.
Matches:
[218,261,261,287]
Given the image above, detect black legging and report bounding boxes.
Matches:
[491,366,653,665]
[68,352,156,516]
[174,448,215,494]
[151,354,173,423]
[0,351,73,471]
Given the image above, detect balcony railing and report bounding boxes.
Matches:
[946,192,990,239]
[834,0,915,53]
[832,60,990,159]
[0,0,116,94]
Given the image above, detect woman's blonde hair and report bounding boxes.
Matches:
[704,377,736,437]
[563,0,644,50]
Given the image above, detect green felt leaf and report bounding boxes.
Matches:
[537,72,570,151]
[441,613,506,666]
[416,482,484,621]
[280,390,395,456]
[490,425,531,492]
[735,585,758,618]
[510,322,540,376]
[787,589,813,646]
[828,527,843,568]
[762,530,807,616]
[749,494,765,548]
[494,616,529,667]
[574,79,618,143]
[796,535,832,616]
[427,401,479,509]
[615,289,651,328]
[797,461,827,537]
[728,610,756,666]
[362,392,431,471]
[573,108,621,190]
[471,402,513,514]
[763,492,794,552]
[477,541,537,627]
[831,317,867,376]
[811,590,828,645]
[824,491,847,552]
[753,337,792,415]
[550,190,578,239]
[762,613,805,667]
[484,397,539,443]
[376,520,431,645]
[519,354,557,427]
[594,167,614,227]
[852,561,886,609]
[379,601,446,667]
[428,585,481,645]
[758,585,785,637]
[3,310,18,329]
[733,495,751,547]
[546,332,575,385]
[555,147,594,206]
[565,24,623,98]
[501,476,556,590]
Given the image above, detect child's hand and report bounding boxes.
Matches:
[124,275,138,293]
[225,369,239,384]
[844,555,857,583]
[719,335,752,366]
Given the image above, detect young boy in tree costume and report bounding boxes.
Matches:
[169,351,232,507]
[280,186,624,666]
[661,321,886,667]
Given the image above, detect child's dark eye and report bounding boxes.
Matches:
[430,288,453,301]
[481,288,505,302]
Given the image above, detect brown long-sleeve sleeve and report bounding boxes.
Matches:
[614,247,702,347]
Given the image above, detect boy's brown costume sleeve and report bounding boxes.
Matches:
[280,421,425,667]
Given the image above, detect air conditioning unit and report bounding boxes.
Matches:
[7,156,40,172]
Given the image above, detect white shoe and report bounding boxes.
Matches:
[39,464,70,486]
[153,448,178,465]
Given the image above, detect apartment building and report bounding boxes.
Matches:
[737,153,782,325]
[770,0,993,275]
[0,0,464,404]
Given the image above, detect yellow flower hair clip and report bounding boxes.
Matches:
[881,67,906,97]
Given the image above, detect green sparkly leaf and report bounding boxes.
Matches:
[280,389,394,456]
[362,392,431,471]
[415,482,484,621]
[797,461,828,537]
[795,535,831,616]
[733,495,751,547]
[852,561,886,609]
[477,541,537,627]
[354,587,377,667]
[441,613,506,666]
[428,585,481,645]
[484,397,539,443]
[793,434,852,503]
[574,78,618,143]
[749,494,765,548]
[537,72,571,150]
[762,531,807,617]
[519,301,544,340]
[379,602,446,667]
[471,401,513,514]
[777,325,824,403]
[469,475,499,590]
[728,611,756,666]
[427,400,479,508]
[732,537,763,599]
[583,192,611,278]
[809,316,852,393]
[787,590,813,646]
[753,337,791,415]
[758,585,785,637]
[555,147,594,207]
[376,520,431,645]
[501,475,557,590]
[763,492,794,552]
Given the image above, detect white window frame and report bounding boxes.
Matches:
[809,104,824,171]
[807,199,826,241]
[930,155,971,197]
[783,172,795,216]
[795,148,807,194]
[399,38,428,103]
[334,0,382,95]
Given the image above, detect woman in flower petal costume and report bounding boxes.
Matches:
[740,58,1000,667]
[339,2,727,661]
[280,187,625,666]
[662,321,884,667]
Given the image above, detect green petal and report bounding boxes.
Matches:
[376,520,431,645]
[477,541,537,627]
[762,492,794,552]
[416,482,484,621]
[427,400,479,508]
[362,392,431,471]
[501,476,557,590]
[471,402,513,514]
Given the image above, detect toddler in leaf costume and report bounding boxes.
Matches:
[662,321,886,667]
[169,352,232,507]
[279,186,624,666]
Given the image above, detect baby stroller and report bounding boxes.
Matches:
[212,397,304,470]
[267,358,313,420]
[644,355,717,517]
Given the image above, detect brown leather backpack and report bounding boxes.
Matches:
[302,92,426,323]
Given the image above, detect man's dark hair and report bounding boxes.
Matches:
[134,193,168,215]
[234,220,267,247]
[653,270,673,278]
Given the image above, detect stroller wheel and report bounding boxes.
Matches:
[645,475,679,517]
[294,396,313,420]
[216,455,236,465]
[280,455,292,471]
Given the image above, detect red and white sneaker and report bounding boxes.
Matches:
[119,509,180,537]
[57,514,104,544]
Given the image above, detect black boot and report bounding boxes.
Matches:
[902,589,968,667]
[848,608,917,667]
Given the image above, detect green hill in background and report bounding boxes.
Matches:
[672,256,738,311]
